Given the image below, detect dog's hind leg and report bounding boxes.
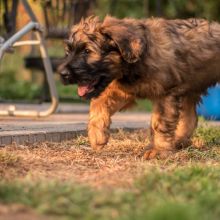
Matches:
[88,81,134,150]
[175,96,198,149]
[144,95,182,159]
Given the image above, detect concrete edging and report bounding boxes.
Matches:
[0,122,149,146]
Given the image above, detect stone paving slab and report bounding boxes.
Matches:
[0,103,151,146]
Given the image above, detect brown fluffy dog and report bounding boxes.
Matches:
[58,16,220,159]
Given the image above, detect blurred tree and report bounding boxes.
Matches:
[156,0,162,16]
[96,0,220,21]
[164,0,220,20]
[143,0,149,17]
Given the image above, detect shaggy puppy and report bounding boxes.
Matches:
[58,16,220,159]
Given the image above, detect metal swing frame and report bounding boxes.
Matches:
[0,0,58,117]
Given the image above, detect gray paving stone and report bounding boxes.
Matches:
[28,134,38,144]
[0,103,219,146]
[12,135,29,145]
[1,136,12,145]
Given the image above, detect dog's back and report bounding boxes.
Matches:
[144,18,220,94]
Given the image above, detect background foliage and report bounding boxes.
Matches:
[1,0,220,104]
[96,0,220,20]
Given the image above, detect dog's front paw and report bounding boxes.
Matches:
[143,148,174,160]
[88,124,110,150]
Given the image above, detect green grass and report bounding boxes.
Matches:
[135,99,152,112]
[0,51,42,101]
[0,70,41,100]
[195,121,220,145]
[56,82,82,101]
[0,166,220,220]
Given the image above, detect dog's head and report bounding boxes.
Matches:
[58,16,146,99]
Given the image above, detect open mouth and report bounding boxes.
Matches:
[77,78,99,97]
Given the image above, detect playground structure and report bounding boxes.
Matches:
[0,0,58,117]
[0,0,95,117]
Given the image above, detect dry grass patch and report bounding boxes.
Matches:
[0,129,149,188]
[0,127,220,189]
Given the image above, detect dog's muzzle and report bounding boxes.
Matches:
[59,68,71,85]
[58,63,75,85]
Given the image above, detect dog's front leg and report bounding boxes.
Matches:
[144,95,181,159]
[88,82,134,150]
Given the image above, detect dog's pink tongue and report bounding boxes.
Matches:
[78,85,89,97]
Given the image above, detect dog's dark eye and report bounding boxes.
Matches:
[84,49,91,54]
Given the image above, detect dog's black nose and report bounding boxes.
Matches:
[58,62,76,85]
[58,66,72,85]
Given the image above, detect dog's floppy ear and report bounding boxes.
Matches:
[100,16,145,63]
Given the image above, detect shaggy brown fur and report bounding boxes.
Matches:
[58,16,220,159]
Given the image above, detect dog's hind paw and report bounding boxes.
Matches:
[143,148,174,160]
